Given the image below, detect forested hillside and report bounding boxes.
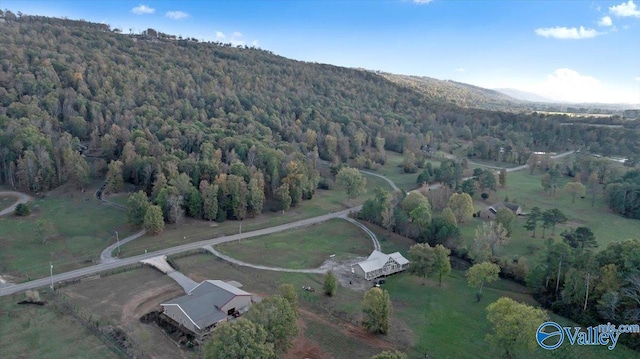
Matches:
[1,13,638,222]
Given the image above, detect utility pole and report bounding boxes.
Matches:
[115,231,120,256]
[50,262,54,290]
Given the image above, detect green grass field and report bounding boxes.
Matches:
[387,270,638,359]
[104,192,130,207]
[118,174,391,257]
[216,219,373,269]
[0,184,134,280]
[474,170,640,254]
[0,292,117,359]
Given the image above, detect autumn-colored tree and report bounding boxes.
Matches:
[486,297,548,358]
[126,190,150,225]
[323,271,338,297]
[466,261,500,301]
[565,181,586,204]
[447,192,474,223]
[144,205,165,235]
[498,168,507,188]
[105,160,123,194]
[279,283,298,312]
[336,167,366,205]
[362,287,392,334]
[244,295,298,355]
[204,318,274,359]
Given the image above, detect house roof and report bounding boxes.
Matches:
[161,280,251,330]
[357,250,409,273]
[484,202,520,214]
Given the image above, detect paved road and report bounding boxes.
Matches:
[0,191,31,216]
[0,206,362,297]
[468,150,574,173]
[359,170,400,191]
[99,229,147,264]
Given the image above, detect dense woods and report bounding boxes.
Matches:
[1,13,638,223]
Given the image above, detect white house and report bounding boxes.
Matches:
[160,280,253,340]
[353,250,409,281]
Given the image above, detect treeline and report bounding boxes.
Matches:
[117,148,319,225]
[605,170,640,219]
[528,238,640,351]
[1,14,638,200]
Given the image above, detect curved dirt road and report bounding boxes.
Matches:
[359,170,400,192]
[0,191,31,216]
[202,217,380,273]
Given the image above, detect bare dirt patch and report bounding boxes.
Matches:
[285,317,331,359]
[61,267,192,359]
[120,283,183,326]
[299,308,395,350]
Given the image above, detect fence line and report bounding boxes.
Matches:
[55,263,144,289]
[47,290,147,359]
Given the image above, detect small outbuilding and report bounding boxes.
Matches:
[160,280,253,340]
[353,250,409,281]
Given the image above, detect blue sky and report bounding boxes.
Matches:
[4,0,640,104]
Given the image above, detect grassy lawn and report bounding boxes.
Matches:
[118,175,391,257]
[458,170,639,261]
[361,220,414,255]
[0,183,134,281]
[0,291,117,359]
[216,219,373,269]
[387,270,638,359]
[0,194,18,212]
[104,192,130,207]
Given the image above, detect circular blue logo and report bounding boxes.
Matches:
[537,321,564,350]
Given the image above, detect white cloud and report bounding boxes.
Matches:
[214,31,248,46]
[636,76,640,81]
[215,31,225,40]
[232,31,243,38]
[610,0,640,17]
[131,4,155,15]
[534,26,600,39]
[252,40,259,47]
[598,16,613,26]
[527,68,638,103]
[165,11,189,20]
[456,68,467,72]
[413,0,435,4]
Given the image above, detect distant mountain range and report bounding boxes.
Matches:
[374,72,637,113]
[493,88,553,103]
[375,72,525,112]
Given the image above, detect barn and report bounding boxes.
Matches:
[160,280,253,340]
